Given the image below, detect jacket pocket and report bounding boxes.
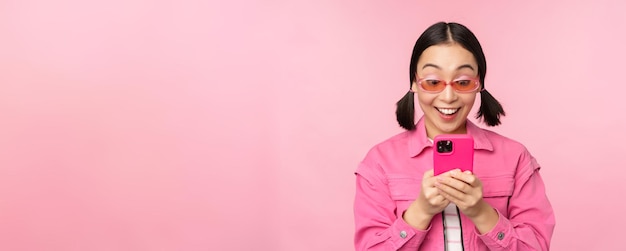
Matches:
[387,175,421,218]
[481,176,514,217]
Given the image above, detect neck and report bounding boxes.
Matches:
[425,121,467,139]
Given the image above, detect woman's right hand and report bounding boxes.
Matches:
[402,169,450,230]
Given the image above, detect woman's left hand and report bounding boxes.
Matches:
[434,169,487,218]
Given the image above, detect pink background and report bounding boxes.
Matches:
[0,0,624,250]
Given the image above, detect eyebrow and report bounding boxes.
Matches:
[422,63,475,71]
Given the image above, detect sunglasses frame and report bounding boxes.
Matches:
[413,76,481,93]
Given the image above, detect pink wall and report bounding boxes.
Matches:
[0,0,624,250]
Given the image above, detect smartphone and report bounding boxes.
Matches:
[433,134,474,176]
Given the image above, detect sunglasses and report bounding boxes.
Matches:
[414,76,481,93]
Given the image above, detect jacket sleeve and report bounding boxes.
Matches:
[477,149,556,250]
[354,162,430,250]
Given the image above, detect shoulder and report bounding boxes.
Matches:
[478,127,540,173]
[360,131,410,163]
[480,127,529,154]
[356,130,411,176]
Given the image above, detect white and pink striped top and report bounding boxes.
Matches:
[443,203,464,251]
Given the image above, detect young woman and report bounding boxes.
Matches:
[353,22,555,250]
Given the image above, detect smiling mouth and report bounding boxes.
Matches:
[436,107,460,115]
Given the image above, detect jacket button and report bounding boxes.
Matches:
[497,232,505,240]
[400,230,407,238]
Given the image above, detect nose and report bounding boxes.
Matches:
[438,84,458,103]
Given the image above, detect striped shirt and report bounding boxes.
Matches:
[443,203,463,250]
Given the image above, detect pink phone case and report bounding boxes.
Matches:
[433,134,474,176]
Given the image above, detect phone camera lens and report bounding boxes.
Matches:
[436,140,453,153]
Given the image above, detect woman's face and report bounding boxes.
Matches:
[411,43,480,138]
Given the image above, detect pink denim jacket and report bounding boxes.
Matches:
[354,118,555,250]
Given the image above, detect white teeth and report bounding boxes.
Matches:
[437,108,459,115]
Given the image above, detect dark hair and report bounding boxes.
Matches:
[396,22,505,130]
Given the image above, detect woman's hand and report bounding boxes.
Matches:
[435,169,499,233]
[434,169,483,217]
[403,170,449,230]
